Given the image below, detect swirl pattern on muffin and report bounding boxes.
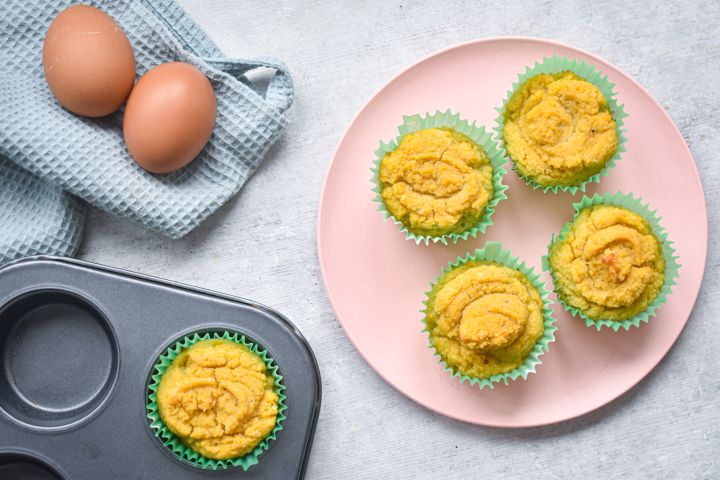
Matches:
[379,128,493,237]
[157,339,279,460]
[548,205,665,321]
[502,71,617,187]
[425,261,545,379]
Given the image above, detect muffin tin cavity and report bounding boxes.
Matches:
[0,290,119,431]
[0,451,65,479]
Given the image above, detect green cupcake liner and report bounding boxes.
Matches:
[494,54,628,194]
[422,241,557,389]
[146,330,287,471]
[371,110,508,245]
[542,191,680,332]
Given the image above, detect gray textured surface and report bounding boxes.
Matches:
[78,1,719,478]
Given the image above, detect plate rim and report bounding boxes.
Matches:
[316,36,708,427]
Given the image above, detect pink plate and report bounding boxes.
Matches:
[317,37,707,427]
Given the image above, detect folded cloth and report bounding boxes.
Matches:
[0,157,85,265]
[0,0,293,264]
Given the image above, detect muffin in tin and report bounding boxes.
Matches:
[147,331,286,471]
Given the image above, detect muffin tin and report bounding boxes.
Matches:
[0,256,320,479]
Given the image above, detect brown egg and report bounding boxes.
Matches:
[123,62,217,174]
[43,4,136,117]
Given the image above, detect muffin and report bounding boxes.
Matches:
[502,71,618,188]
[548,204,665,322]
[424,244,553,385]
[152,336,282,465]
[377,125,498,240]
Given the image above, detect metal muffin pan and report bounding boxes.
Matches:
[0,257,321,479]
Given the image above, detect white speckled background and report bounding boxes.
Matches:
[79,1,719,477]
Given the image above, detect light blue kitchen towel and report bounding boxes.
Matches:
[0,0,293,264]
[0,159,86,266]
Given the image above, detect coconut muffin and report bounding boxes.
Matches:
[502,71,618,187]
[548,205,665,321]
[157,339,278,460]
[424,260,545,379]
[378,128,494,237]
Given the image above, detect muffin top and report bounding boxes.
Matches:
[425,261,544,379]
[379,128,493,237]
[549,205,665,321]
[157,339,278,460]
[502,71,617,187]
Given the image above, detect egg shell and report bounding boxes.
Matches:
[123,62,217,174]
[43,4,136,117]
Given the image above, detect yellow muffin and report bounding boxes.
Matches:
[157,339,278,460]
[425,261,545,379]
[378,128,494,237]
[502,71,617,187]
[548,205,665,321]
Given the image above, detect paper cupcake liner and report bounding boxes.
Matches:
[542,191,680,331]
[146,330,287,471]
[422,241,557,389]
[371,110,508,245]
[494,55,628,194]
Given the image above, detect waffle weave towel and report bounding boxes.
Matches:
[0,0,293,264]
